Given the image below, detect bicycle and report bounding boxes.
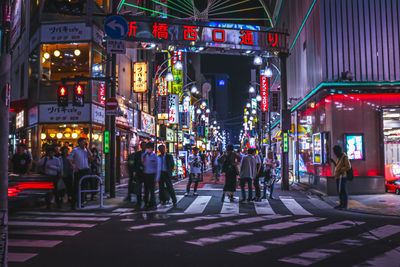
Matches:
[273,168,296,185]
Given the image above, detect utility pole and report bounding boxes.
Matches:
[0,1,11,265]
[279,52,290,191]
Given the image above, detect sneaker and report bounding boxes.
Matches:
[184,192,190,197]
[193,192,199,196]
[172,201,177,207]
[229,197,235,202]
[269,196,275,200]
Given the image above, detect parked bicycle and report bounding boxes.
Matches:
[274,168,296,185]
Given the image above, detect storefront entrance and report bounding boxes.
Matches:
[383,108,400,184]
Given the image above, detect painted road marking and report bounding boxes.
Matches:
[8,221,96,228]
[308,197,333,209]
[254,199,276,215]
[186,231,253,246]
[251,217,325,232]
[184,196,212,214]
[8,253,38,263]
[280,197,312,215]
[156,195,184,212]
[152,230,188,237]
[11,216,110,222]
[9,229,81,236]
[16,211,115,217]
[129,223,166,230]
[8,239,62,248]
[221,201,239,214]
[279,225,400,265]
[177,213,244,223]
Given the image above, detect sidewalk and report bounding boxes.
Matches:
[295,182,400,217]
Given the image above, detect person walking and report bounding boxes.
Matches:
[253,149,263,201]
[212,151,222,184]
[262,151,277,200]
[68,137,93,210]
[158,145,177,206]
[39,145,63,209]
[332,145,351,210]
[142,142,159,210]
[185,147,202,196]
[89,147,101,201]
[60,146,74,205]
[131,142,146,208]
[126,145,138,202]
[11,143,32,175]
[220,145,241,202]
[239,148,257,203]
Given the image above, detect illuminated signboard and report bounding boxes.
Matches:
[346,134,364,160]
[133,62,147,92]
[251,98,257,110]
[99,82,105,105]
[123,17,288,52]
[166,128,175,142]
[170,51,183,95]
[168,94,179,124]
[182,96,190,112]
[260,74,268,111]
[156,76,168,96]
[312,133,322,164]
[141,112,155,136]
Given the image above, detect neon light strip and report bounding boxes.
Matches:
[275,0,283,23]
[117,0,126,13]
[209,0,233,12]
[168,0,194,15]
[258,0,274,28]
[209,0,251,13]
[150,0,192,16]
[290,0,317,51]
[270,81,400,130]
[123,3,180,18]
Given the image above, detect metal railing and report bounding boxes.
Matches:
[78,175,104,209]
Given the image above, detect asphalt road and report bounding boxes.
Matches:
[7,185,400,267]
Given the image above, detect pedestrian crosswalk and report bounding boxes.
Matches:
[8,211,116,264]
[126,213,400,266]
[119,193,335,216]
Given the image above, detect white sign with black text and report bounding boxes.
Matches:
[107,39,126,54]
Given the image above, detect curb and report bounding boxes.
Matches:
[293,182,400,218]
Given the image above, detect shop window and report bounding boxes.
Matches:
[41,43,89,81]
[92,44,106,77]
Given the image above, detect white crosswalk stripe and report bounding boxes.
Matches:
[221,200,239,214]
[7,212,111,263]
[184,196,212,214]
[280,196,312,215]
[254,199,275,214]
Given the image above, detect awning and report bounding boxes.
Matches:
[10,99,28,113]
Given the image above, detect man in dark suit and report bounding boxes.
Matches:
[158,144,177,206]
[131,142,146,208]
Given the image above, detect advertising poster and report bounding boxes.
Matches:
[346,134,364,160]
[312,133,322,164]
[141,112,155,136]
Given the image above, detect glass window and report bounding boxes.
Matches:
[41,43,90,81]
[92,44,106,77]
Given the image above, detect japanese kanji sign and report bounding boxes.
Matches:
[141,112,155,136]
[133,62,148,93]
[39,104,90,123]
[41,23,91,43]
[122,17,288,53]
[260,75,268,112]
[156,76,168,96]
[168,94,179,124]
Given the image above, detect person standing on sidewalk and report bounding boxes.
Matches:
[185,147,202,196]
[130,142,146,207]
[11,143,32,175]
[262,151,277,200]
[68,137,93,210]
[253,149,263,201]
[212,151,222,184]
[142,142,159,210]
[60,146,74,205]
[332,145,351,210]
[220,145,241,202]
[158,145,177,206]
[239,148,257,203]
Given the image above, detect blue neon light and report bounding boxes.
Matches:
[219,80,225,86]
[290,0,317,51]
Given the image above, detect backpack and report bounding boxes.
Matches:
[346,167,354,180]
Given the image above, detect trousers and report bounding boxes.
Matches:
[159,172,177,203]
[240,177,253,200]
[143,173,156,207]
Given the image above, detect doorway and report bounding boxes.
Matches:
[383,108,400,182]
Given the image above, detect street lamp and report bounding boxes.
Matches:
[175,60,183,70]
[245,110,250,115]
[251,109,257,115]
[213,121,217,125]
[249,86,256,94]
[206,108,210,113]
[253,56,262,65]
[166,72,174,82]
[265,67,273,78]
[256,95,262,102]
[196,108,202,114]
[191,85,198,94]
[246,102,251,108]
[201,100,207,107]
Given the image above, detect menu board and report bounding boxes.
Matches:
[312,133,322,164]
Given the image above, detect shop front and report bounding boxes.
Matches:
[294,88,400,195]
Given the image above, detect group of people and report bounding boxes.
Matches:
[127,142,178,210]
[10,138,101,210]
[212,145,279,203]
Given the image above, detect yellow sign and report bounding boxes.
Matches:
[133,62,148,92]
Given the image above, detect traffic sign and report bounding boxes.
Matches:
[107,39,126,54]
[104,15,128,39]
[105,97,119,110]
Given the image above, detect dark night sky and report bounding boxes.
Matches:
[201,54,253,143]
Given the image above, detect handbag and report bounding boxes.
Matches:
[346,167,354,180]
[56,177,66,191]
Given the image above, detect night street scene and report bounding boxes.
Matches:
[1,0,400,266]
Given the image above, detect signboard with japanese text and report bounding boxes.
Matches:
[251,98,257,110]
[122,17,288,53]
[91,104,105,125]
[133,62,148,92]
[182,96,190,112]
[16,110,24,129]
[107,39,126,54]
[260,74,268,111]
[166,128,175,142]
[98,82,106,105]
[158,95,169,115]
[156,76,168,96]
[39,104,90,123]
[170,51,183,95]
[141,112,155,136]
[168,94,179,124]
[41,23,91,43]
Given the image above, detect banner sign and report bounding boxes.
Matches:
[133,62,148,92]
[141,112,155,135]
[260,75,268,111]
[168,94,179,124]
[170,51,183,95]
[156,76,168,96]
[99,82,106,105]
[251,98,257,110]
[39,104,90,123]
[166,128,175,142]
[122,16,288,52]
[41,23,91,43]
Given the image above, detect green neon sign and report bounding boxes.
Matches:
[283,132,288,153]
[104,131,110,153]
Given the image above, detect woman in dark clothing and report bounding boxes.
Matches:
[220,144,241,202]
[60,146,74,205]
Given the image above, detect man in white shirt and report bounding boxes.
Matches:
[185,147,202,196]
[142,142,159,210]
[39,145,62,209]
[68,137,92,209]
[253,150,263,201]
[239,148,257,202]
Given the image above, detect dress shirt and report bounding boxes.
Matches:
[68,147,90,170]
